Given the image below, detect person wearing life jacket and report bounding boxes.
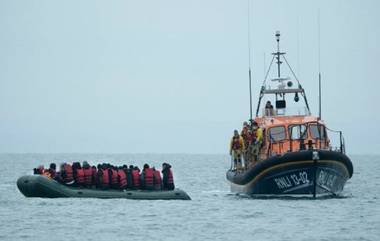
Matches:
[153,167,162,191]
[117,166,128,189]
[91,165,97,185]
[141,164,154,190]
[162,163,175,190]
[126,165,134,189]
[131,166,141,189]
[60,163,74,184]
[241,122,253,165]
[82,161,93,187]
[39,163,55,179]
[73,162,85,186]
[33,165,44,175]
[230,130,245,171]
[97,164,110,189]
[109,166,119,189]
[251,121,263,165]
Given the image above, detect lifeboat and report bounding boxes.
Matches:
[226,32,353,197]
[17,175,191,200]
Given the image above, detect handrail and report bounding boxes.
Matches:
[265,124,345,156]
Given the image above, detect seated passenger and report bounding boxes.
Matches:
[126,165,134,189]
[109,166,119,189]
[47,163,57,179]
[153,167,162,191]
[141,164,154,190]
[59,163,74,184]
[97,164,110,189]
[131,166,141,189]
[162,163,175,190]
[265,101,275,116]
[43,163,57,179]
[91,165,97,185]
[33,165,44,175]
[73,162,85,187]
[117,166,128,189]
[82,161,93,187]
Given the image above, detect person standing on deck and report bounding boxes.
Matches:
[241,122,253,167]
[265,101,275,116]
[230,130,245,171]
[251,121,263,165]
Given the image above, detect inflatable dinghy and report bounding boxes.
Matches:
[17,175,191,200]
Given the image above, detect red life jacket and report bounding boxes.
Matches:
[144,168,154,188]
[100,168,110,187]
[131,169,140,188]
[62,164,74,183]
[110,169,118,187]
[75,168,85,185]
[232,136,242,150]
[167,169,174,185]
[117,169,128,189]
[153,170,162,189]
[83,167,93,186]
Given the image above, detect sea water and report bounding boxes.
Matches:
[0,154,379,241]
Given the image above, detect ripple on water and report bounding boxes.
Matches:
[1,154,379,241]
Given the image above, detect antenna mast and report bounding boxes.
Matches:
[318,10,322,119]
[247,0,253,120]
[275,31,282,78]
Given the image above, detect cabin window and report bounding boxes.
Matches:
[289,125,307,140]
[310,124,326,139]
[268,126,286,142]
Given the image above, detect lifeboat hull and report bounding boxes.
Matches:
[17,175,191,200]
[226,150,353,196]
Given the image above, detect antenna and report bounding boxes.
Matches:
[275,31,281,78]
[247,0,253,120]
[318,9,322,119]
[297,15,300,78]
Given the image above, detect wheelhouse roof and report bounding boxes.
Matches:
[255,115,324,128]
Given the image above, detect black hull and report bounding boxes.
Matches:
[17,175,191,200]
[226,150,353,196]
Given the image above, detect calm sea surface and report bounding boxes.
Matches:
[0,154,379,241]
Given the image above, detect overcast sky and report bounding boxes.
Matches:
[0,0,379,154]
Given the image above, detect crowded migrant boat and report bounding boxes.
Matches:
[32,161,175,191]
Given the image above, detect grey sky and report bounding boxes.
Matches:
[0,0,379,154]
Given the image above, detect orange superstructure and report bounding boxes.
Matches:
[254,115,330,160]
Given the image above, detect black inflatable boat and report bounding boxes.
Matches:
[17,175,191,200]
